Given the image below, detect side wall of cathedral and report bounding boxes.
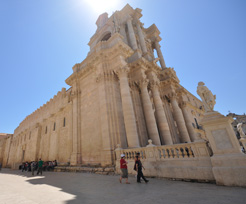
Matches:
[2,88,73,168]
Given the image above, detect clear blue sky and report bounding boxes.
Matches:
[0,0,245,134]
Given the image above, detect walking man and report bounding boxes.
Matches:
[37,158,43,175]
[119,154,130,184]
[135,156,149,183]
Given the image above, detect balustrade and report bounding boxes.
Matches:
[116,141,210,161]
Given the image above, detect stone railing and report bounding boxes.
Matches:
[115,140,212,162]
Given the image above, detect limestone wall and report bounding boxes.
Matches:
[0,135,12,167]
[7,87,73,167]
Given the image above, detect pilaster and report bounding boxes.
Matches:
[70,82,82,166]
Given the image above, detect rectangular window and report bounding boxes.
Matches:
[53,122,56,131]
[63,117,66,127]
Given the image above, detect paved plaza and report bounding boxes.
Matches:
[0,168,246,204]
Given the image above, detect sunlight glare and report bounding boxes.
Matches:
[84,0,120,15]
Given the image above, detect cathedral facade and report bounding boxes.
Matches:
[1,4,206,169]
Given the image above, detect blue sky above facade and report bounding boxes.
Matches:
[0,0,245,133]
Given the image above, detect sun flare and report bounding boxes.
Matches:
[84,0,120,15]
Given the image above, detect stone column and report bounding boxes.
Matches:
[150,82,173,145]
[126,17,138,50]
[180,102,199,142]
[70,83,81,165]
[139,79,161,146]
[116,67,140,148]
[169,94,191,143]
[154,41,166,69]
[120,24,128,45]
[136,22,147,54]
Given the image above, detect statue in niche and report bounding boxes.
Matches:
[197,82,216,112]
[237,123,246,138]
[112,13,120,33]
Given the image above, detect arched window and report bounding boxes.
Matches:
[101,33,111,41]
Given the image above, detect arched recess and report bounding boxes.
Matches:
[100,32,111,42]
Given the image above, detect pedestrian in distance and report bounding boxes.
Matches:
[135,156,149,183]
[119,154,130,184]
[21,163,25,172]
[37,158,43,175]
[31,161,35,176]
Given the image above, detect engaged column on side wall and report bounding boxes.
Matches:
[116,66,140,148]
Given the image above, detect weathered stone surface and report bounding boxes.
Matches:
[94,168,104,172]
[104,167,114,172]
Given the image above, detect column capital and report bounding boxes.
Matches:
[126,15,133,23]
[168,92,177,100]
[129,81,139,91]
[137,78,149,89]
[179,101,188,108]
[96,71,117,83]
[149,80,160,90]
[115,66,130,78]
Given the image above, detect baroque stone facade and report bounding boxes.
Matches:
[0,4,205,168]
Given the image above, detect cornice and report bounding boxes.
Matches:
[67,36,133,86]
[128,57,161,73]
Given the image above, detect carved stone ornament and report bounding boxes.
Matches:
[115,66,129,78]
[197,82,216,112]
[237,123,246,138]
[149,80,160,90]
[137,78,149,88]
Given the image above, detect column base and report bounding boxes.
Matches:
[100,149,114,167]
[70,153,81,166]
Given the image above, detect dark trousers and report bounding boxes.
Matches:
[37,167,42,175]
[137,170,147,182]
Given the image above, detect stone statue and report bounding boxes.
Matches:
[112,13,120,33]
[197,82,216,112]
[237,123,246,138]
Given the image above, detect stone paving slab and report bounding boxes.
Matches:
[0,168,246,204]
